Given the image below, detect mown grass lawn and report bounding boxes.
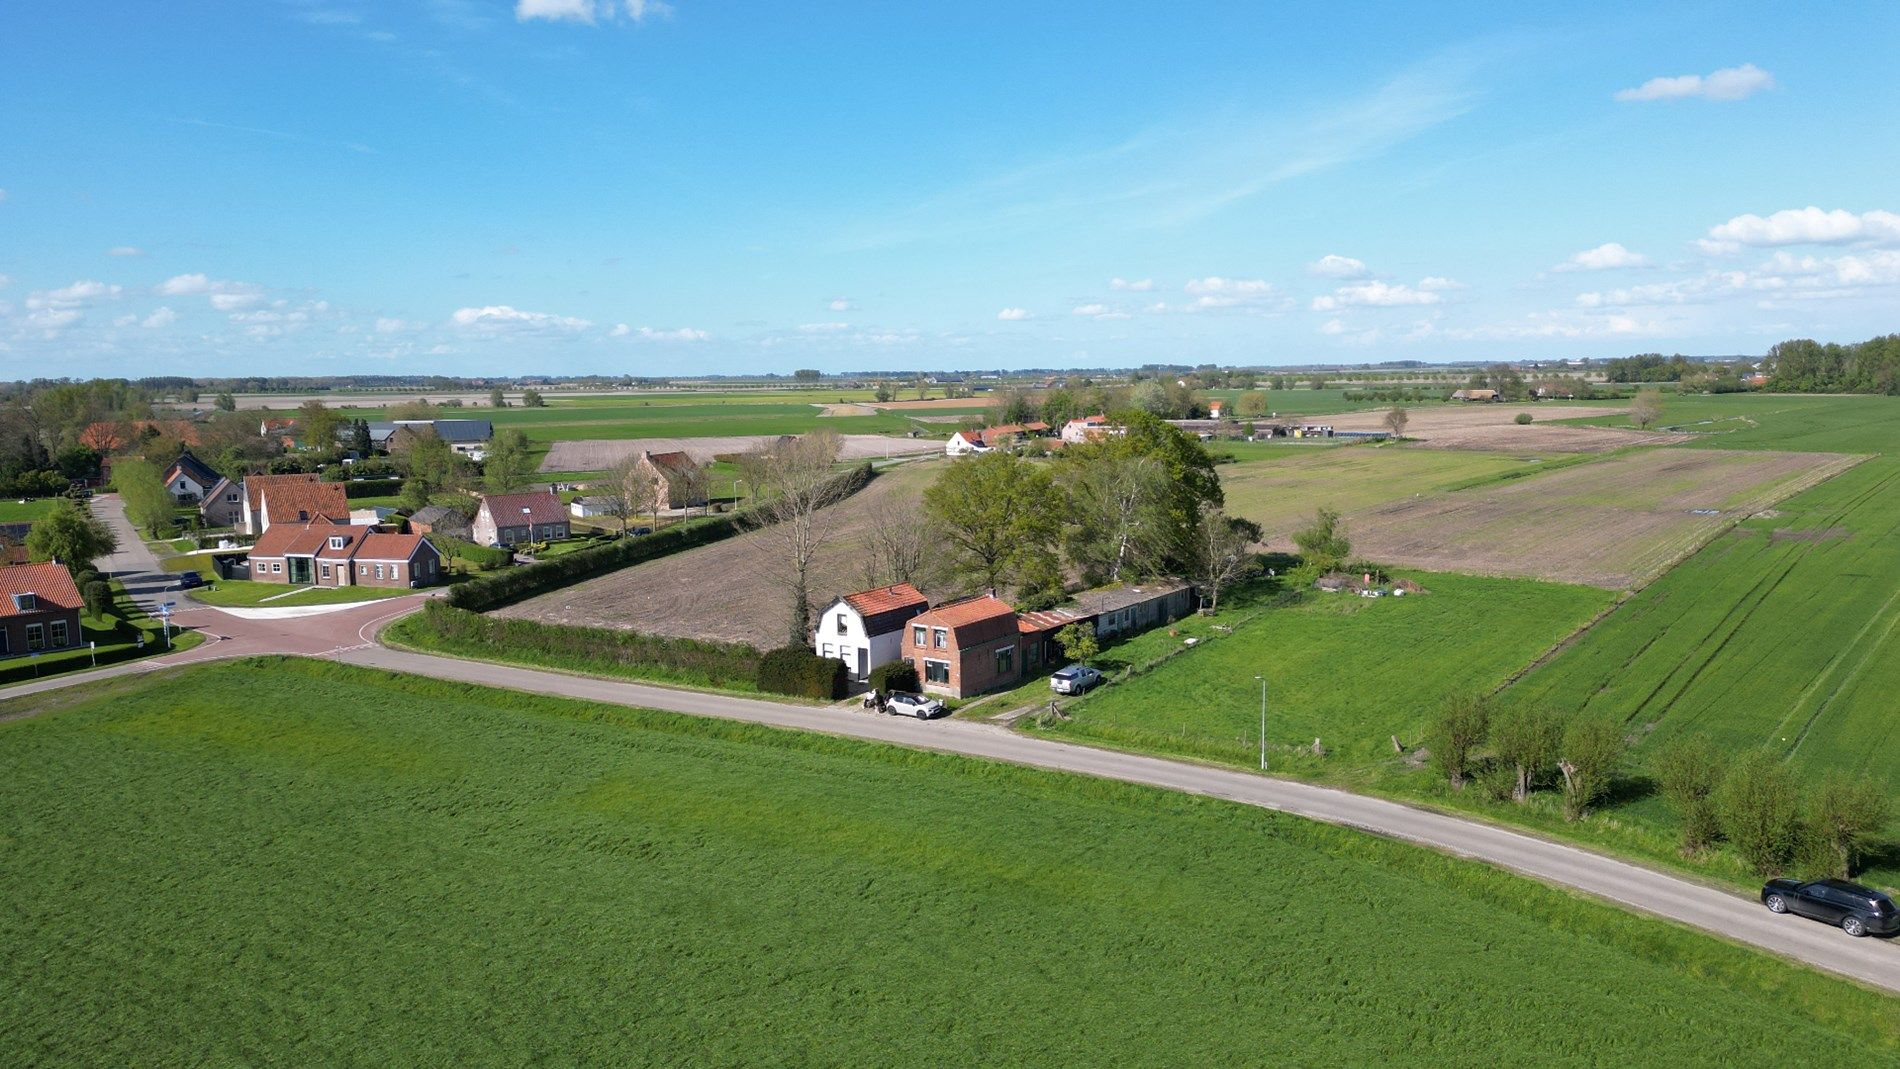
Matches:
[187,579,418,607]
[0,580,203,687]
[0,497,61,522]
[0,658,1890,1064]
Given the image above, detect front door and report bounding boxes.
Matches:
[287,556,313,584]
[855,648,868,681]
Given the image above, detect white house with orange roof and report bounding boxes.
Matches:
[814,582,930,682]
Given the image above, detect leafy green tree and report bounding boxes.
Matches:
[1652,736,1726,854]
[521,389,547,408]
[26,498,118,571]
[1058,453,1171,584]
[83,580,114,619]
[213,391,236,412]
[1628,388,1663,430]
[1557,718,1626,820]
[399,477,434,513]
[351,419,373,457]
[1808,772,1891,878]
[1426,692,1489,790]
[1292,507,1350,574]
[482,429,535,494]
[1054,622,1098,663]
[923,451,1058,594]
[1383,405,1409,439]
[1193,506,1261,614]
[297,399,343,452]
[1716,750,1802,875]
[489,387,507,408]
[1235,390,1268,417]
[1492,705,1562,803]
[114,457,174,536]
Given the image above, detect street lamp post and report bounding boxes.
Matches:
[1255,674,1267,771]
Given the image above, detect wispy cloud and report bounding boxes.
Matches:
[1615,64,1773,103]
[168,116,375,155]
[515,0,674,24]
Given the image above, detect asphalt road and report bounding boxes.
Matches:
[335,642,1900,995]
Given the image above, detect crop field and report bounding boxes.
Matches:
[1334,448,1863,587]
[334,398,920,445]
[1324,403,1685,452]
[1507,455,1900,785]
[1039,572,1612,767]
[1218,444,1557,540]
[1556,392,1900,454]
[539,432,940,474]
[0,658,1890,1064]
[497,460,950,647]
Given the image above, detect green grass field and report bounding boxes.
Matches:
[337,397,917,443]
[0,658,1890,1063]
[0,497,61,522]
[1218,443,1559,538]
[1558,392,1899,453]
[1037,572,1613,768]
[187,579,417,607]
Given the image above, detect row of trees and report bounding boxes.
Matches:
[1426,696,1628,821]
[1765,334,1900,394]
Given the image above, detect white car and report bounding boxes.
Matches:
[885,692,946,719]
[1050,665,1103,695]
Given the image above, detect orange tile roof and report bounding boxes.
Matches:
[0,562,82,616]
[79,419,203,453]
[358,532,429,561]
[911,593,1018,645]
[262,481,349,526]
[842,583,927,617]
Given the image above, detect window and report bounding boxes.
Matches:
[271,562,282,573]
[11,593,36,612]
[924,659,951,684]
[361,565,370,576]
[836,613,848,635]
[320,564,331,579]
[375,564,387,580]
[820,643,833,657]
[912,625,926,647]
[329,536,347,550]
[932,627,948,649]
[994,645,1014,677]
[49,620,68,647]
[25,623,44,651]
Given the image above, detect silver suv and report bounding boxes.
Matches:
[1050,665,1103,695]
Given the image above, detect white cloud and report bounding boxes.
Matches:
[1311,279,1444,310]
[155,273,265,312]
[155,273,213,296]
[828,297,856,311]
[1417,276,1464,291]
[1697,207,1900,254]
[1307,254,1370,279]
[1449,312,1648,340]
[26,279,123,309]
[450,305,592,332]
[25,308,82,333]
[997,307,1032,321]
[210,292,261,311]
[1109,277,1154,292]
[142,306,178,329]
[0,275,10,290]
[1557,242,1651,271]
[1184,276,1273,295]
[614,324,709,341]
[516,0,672,23]
[1072,303,1110,316]
[624,0,673,21]
[374,317,417,334]
[796,321,850,333]
[107,246,144,258]
[1615,63,1774,103]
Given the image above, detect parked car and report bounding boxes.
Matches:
[1762,878,1898,937]
[1050,665,1103,695]
[884,692,945,720]
[176,572,206,590]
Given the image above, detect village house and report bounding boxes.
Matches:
[1069,580,1194,640]
[368,419,494,459]
[0,562,84,658]
[902,593,1023,699]
[944,422,1052,457]
[247,524,441,588]
[162,451,222,504]
[240,474,350,536]
[1060,414,1121,444]
[815,583,930,682]
[406,504,471,539]
[198,476,245,529]
[633,450,708,509]
[471,489,569,547]
[1015,606,1094,676]
[79,419,202,454]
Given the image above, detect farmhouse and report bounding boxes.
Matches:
[241,474,350,536]
[472,490,569,547]
[369,419,494,459]
[162,452,222,503]
[247,524,441,588]
[903,593,1022,699]
[0,562,83,658]
[1061,415,1122,444]
[633,450,708,509]
[1451,388,1499,402]
[816,583,930,682]
[944,422,1052,457]
[1069,580,1194,639]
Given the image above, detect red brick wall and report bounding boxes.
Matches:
[0,609,83,656]
[902,628,1020,698]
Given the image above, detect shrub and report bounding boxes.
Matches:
[1652,736,1726,854]
[1557,718,1626,821]
[1513,412,1533,425]
[868,660,918,695]
[431,535,511,571]
[757,646,846,700]
[405,602,761,688]
[73,569,99,593]
[1717,749,1802,876]
[1426,692,1489,790]
[340,477,403,499]
[1491,704,1561,803]
[82,580,114,619]
[1807,771,1891,878]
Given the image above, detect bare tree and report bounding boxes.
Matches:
[1383,405,1409,440]
[1193,505,1262,614]
[617,455,664,529]
[1628,388,1664,430]
[739,430,853,647]
[859,498,933,591]
[599,455,641,534]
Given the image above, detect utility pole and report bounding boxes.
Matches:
[1255,674,1267,771]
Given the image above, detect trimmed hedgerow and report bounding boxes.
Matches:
[396,602,763,690]
[868,660,918,695]
[756,646,846,700]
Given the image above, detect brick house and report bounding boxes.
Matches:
[471,490,569,547]
[239,473,350,536]
[633,450,708,510]
[162,451,222,503]
[247,524,441,588]
[199,476,245,529]
[0,562,84,658]
[815,583,929,682]
[901,593,1023,699]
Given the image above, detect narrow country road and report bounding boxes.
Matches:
[3,559,1895,994]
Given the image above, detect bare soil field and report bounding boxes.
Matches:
[497,461,954,646]
[870,397,996,411]
[816,403,879,417]
[540,434,941,472]
[1328,405,1687,452]
[1291,448,1867,587]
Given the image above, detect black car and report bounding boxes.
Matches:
[176,572,206,590]
[1762,878,1898,937]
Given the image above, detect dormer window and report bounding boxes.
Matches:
[329,536,347,550]
[11,592,36,612]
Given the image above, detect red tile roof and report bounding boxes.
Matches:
[358,533,429,561]
[79,420,203,453]
[261,481,350,526]
[481,490,565,527]
[250,524,372,559]
[1018,607,1088,634]
[842,583,927,617]
[911,593,1018,645]
[0,562,82,617]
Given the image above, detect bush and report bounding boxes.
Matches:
[1652,736,1726,854]
[405,602,761,687]
[82,580,114,619]
[73,569,99,593]
[446,463,873,612]
[1426,692,1489,789]
[1513,412,1533,425]
[340,477,403,499]
[431,535,510,571]
[757,646,846,700]
[1717,749,1802,876]
[868,660,918,695]
[1556,717,1626,821]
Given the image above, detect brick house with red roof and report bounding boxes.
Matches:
[901,593,1024,698]
[814,582,929,682]
[471,490,569,547]
[632,450,708,510]
[238,473,350,536]
[0,562,84,658]
[247,524,440,588]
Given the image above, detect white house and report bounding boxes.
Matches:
[162,453,222,503]
[945,430,991,457]
[814,583,930,682]
[1060,415,1120,444]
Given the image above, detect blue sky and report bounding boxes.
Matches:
[3,1,1898,377]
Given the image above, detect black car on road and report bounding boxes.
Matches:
[1761,877,1898,937]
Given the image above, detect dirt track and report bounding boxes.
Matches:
[1327,405,1687,453]
[540,434,941,472]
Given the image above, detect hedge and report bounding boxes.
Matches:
[341,478,403,499]
[868,660,917,695]
[445,462,874,612]
[406,602,763,688]
[757,646,846,700]
[431,535,511,571]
